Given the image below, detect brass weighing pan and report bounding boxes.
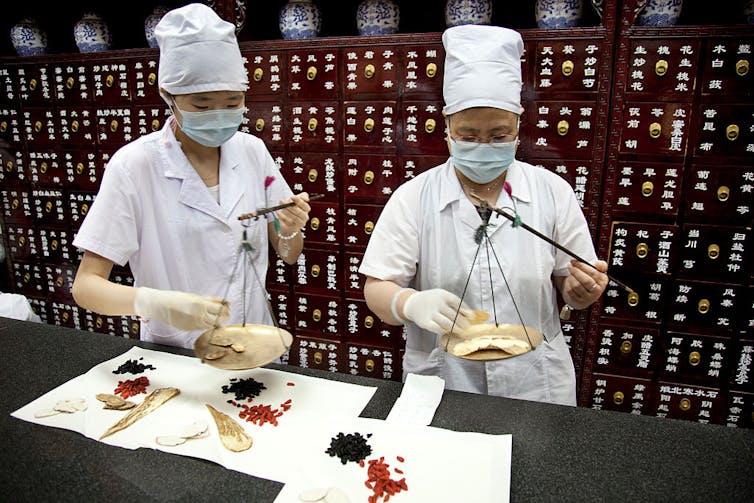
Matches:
[440,323,544,361]
[194,324,293,370]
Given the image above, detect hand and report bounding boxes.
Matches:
[134,287,229,331]
[276,192,311,238]
[402,288,474,334]
[562,259,608,309]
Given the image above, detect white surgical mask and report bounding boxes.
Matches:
[449,137,517,184]
[171,100,245,147]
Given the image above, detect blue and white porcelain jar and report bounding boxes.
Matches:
[535,0,583,29]
[144,6,170,49]
[635,0,683,27]
[445,0,493,27]
[10,18,47,56]
[744,0,754,24]
[357,0,400,36]
[73,12,112,53]
[279,0,322,40]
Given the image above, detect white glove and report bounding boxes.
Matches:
[134,287,229,331]
[402,288,473,334]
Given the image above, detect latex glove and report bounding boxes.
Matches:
[402,288,474,334]
[134,287,229,331]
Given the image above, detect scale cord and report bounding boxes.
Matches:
[446,232,484,352]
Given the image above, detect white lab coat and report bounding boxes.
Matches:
[73,117,292,348]
[359,159,597,405]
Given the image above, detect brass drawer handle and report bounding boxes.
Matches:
[364,315,374,329]
[562,60,574,76]
[726,124,739,141]
[310,217,320,230]
[51,239,59,250]
[0,121,7,132]
[707,244,720,260]
[313,351,323,364]
[151,119,161,131]
[641,181,654,197]
[364,64,375,78]
[55,276,64,287]
[312,308,322,322]
[253,67,264,82]
[11,199,20,210]
[557,120,569,136]
[425,118,436,133]
[311,264,320,277]
[40,161,48,173]
[81,203,89,215]
[23,272,31,283]
[679,398,691,411]
[365,358,375,372]
[365,221,374,234]
[308,169,318,182]
[110,119,118,132]
[105,74,114,87]
[29,78,38,91]
[364,117,374,132]
[689,351,701,366]
[636,243,649,258]
[697,299,710,314]
[76,162,85,174]
[717,186,730,202]
[655,59,668,76]
[627,292,640,307]
[649,122,661,138]
[255,118,265,132]
[147,72,157,85]
[18,236,26,246]
[308,118,318,131]
[735,59,749,77]
[95,316,104,328]
[613,391,624,405]
[307,66,317,80]
[66,76,75,89]
[5,160,13,170]
[364,170,374,184]
[620,341,632,354]
[71,120,79,133]
[35,121,43,133]
[426,62,437,77]
[45,201,53,213]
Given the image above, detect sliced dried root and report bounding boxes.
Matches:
[100,387,180,440]
[96,393,137,410]
[205,404,252,452]
[452,335,531,357]
[204,349,228,361]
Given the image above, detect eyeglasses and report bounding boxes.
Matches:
[450,132,518,144]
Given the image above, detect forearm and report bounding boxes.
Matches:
[275,231,303,265]
[363,277,413,326]
[72,273,138,316]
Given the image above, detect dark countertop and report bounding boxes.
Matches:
[0,317,752,502]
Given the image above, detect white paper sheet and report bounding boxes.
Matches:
[274,416,512,503]
[11,347,377,483]
[385,373,445,426]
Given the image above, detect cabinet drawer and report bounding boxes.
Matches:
[653,381,724,424]
[287,336,344,374]
[344,298,403,346]
[293,292,341,339]
[347,343,399,381]
[592,324,658,377]
[588,373,654,415]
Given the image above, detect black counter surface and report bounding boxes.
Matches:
[0,317,752,502]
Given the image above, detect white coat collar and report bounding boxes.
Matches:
[159,117,244,225]
[438,159,532,236]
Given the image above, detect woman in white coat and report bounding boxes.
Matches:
[72,4,311,349]
[359,25,608,405]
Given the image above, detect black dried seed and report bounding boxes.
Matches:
[325,432,372,464]
[221,377,266,405]
[112,359,156,375]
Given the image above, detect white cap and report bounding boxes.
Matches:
[442,25,524,116]
[155,3,248,96]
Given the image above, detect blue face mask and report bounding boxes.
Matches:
[449,137,517,184]
[171,100,245,147]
